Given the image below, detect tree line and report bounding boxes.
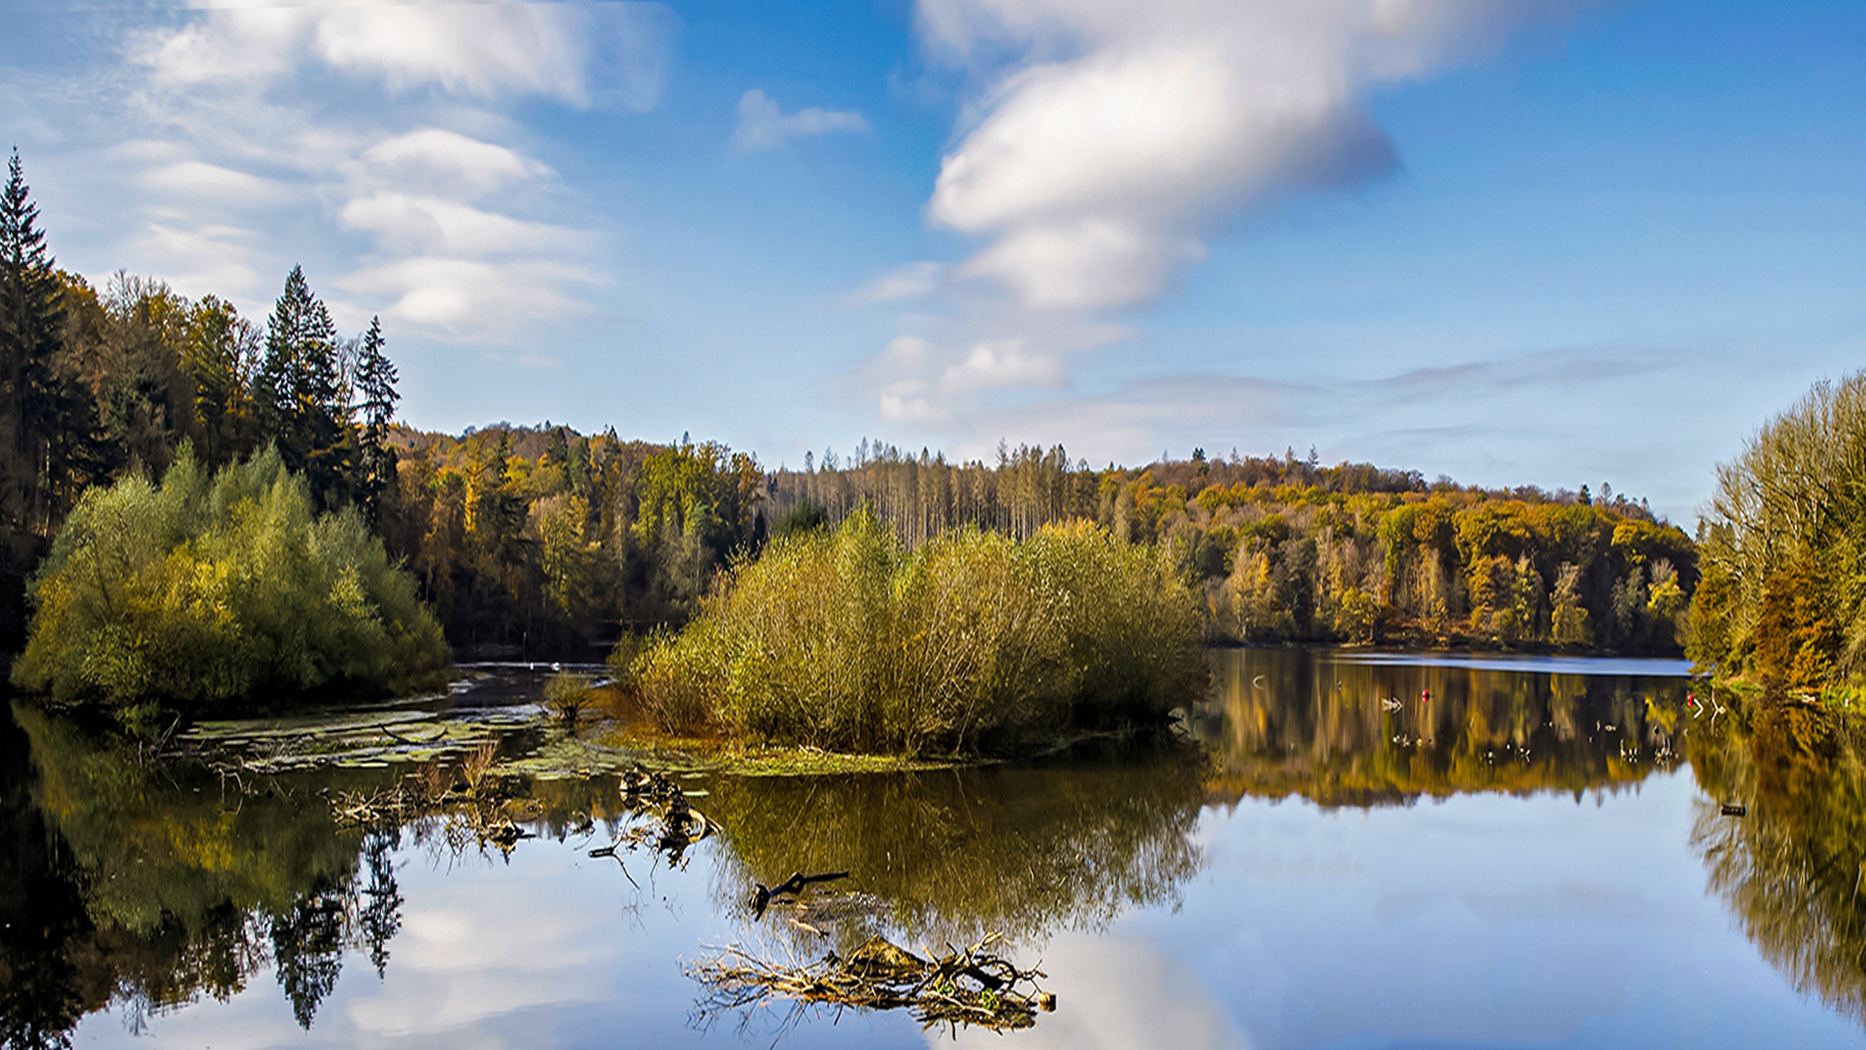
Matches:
[2,147,1699,664]
[1691,370,1866,697]
[0,151,770,662]
[769,441,1696,653]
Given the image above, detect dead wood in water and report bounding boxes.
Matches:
[689,931,1054,1033]
[328,758,539,854]
[590,764,717,866]
[751,870,850,919]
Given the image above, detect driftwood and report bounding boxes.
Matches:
[690,931,1054,1032]
[751,871,850,919]
[328,766,538,855]
[590,764,716,865]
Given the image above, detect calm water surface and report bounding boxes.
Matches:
[3,650,1861,1049]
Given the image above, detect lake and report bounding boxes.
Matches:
[3,649,1862,1049]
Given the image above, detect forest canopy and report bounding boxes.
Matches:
[0,147,1700,693]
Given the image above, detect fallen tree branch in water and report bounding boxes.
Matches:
[590,764,717,865]
[688,932,1054,1032]
[751,870,850,919]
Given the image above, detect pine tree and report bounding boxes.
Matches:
[352,315,399,524]
[0,149,101,535]
[258,266,350,508]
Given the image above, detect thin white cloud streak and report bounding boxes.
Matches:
[850,260,946,304]
[139,0,670,111]
[732,88,869,152]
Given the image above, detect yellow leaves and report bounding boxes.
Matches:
[330,564,371,622]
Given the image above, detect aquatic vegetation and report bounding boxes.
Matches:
[10,446,449,723]
[628,510,1207,755]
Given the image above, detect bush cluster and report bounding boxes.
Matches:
[628,510,1205,755]
[10,446,448,724]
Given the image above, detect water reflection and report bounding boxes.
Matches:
[1689,701,1866,1024]
[2,704,408,1040]
[0,700,1209,1044]
[700,747,1207,950]
[12,654,1866,1048]
[1194,648,1691,806]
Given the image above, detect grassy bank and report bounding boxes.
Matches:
[624,511,1206,756]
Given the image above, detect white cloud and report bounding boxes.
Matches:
[139,1,670,111]
[732,88,870,152]
[22,3,670,343]
[921,0,1589,313]
[338,254,601,330]
[140,160,291,206]
[940,339,1067,392]
[338,192,589,260]
[940,933,1251,1050]
[130,220,266,293]
[847,0,1592,434]
[354,128,553,200]
[851,261,946,304]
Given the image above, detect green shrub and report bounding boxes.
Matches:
[11,446,448,721]
[627,510,1204,755]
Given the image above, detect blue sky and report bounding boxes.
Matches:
[1,0,1861,522]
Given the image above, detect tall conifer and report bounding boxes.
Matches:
[353,315,399,523]
[0,149,103,534]
[259,265,350,507]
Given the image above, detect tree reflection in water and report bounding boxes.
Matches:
[1690,700,1866,1023]
[0,702,408,1040]
[13,653,1866,1045]
[1195,648,1689,805]
[699,744,1208,952]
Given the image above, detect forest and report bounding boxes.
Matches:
[0,148,1701,723]
[0,150,1694,675]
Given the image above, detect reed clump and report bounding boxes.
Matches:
[626,510,1204,755]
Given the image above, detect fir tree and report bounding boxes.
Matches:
[258,266,351,508]
[0,149,105,535]
[353,315,399,523]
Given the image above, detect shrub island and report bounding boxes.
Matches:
[623,509,1208,757]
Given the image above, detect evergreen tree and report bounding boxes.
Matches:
[0,149,104,537]
[257,266,350,508]
[352,315,399,523]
